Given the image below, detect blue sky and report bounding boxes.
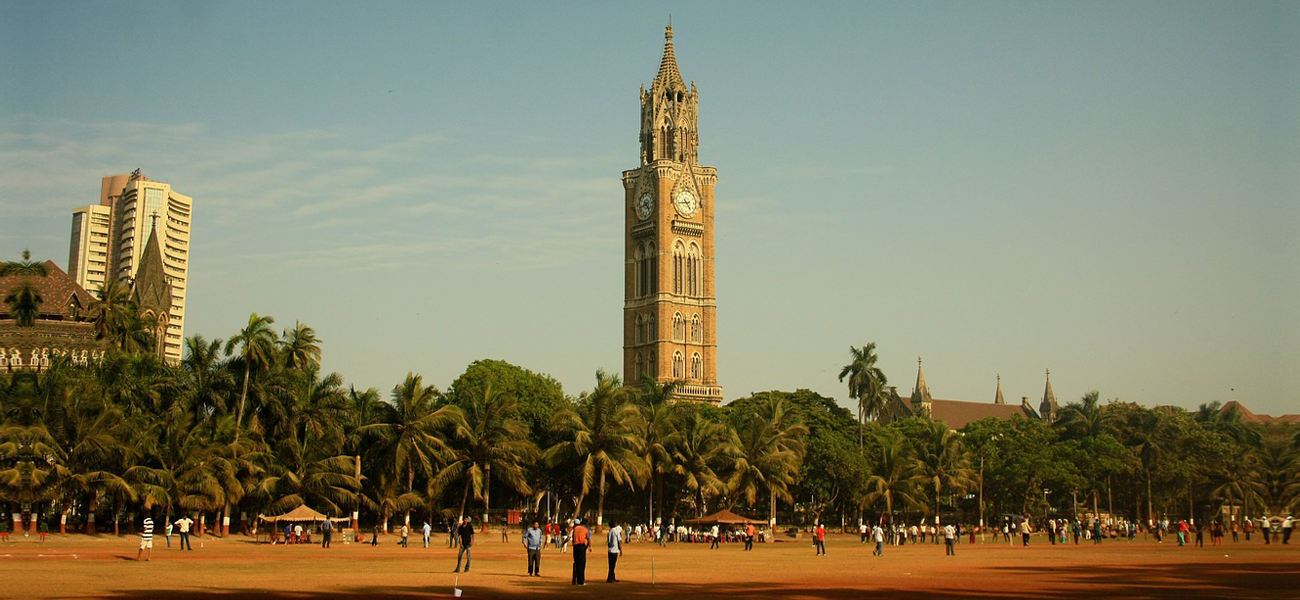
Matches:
[3,1,1297,415]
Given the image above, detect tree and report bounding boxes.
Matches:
[225,313,277,445]
[839,343,888,448]
[634,377,682,526]
[863,435,923,524]
[1,250,48,327]
[357,373,457,528]
[432,386,538,520]
[180,335,234,425]
[910,419,975,526]
[546,370,645,526]
[671,407,736,517]
[727,393,808,526]
[280,321,322,372]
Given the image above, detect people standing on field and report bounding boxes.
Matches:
[523,521,543,577]
[571,518,590,585]
[872,524,885,557]
[814,522,827,555]
[174,515,194,551]
[943,523,956,556]
[454,516,475,573]
[135,516,154,561]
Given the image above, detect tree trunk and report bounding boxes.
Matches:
[1092,489,1099,522]
[1145,471,1153,527]
[234,363,250,445]
[483,464,491,529]
[353,455,362,530]
[597,467,607,529]
[458,477,472,520]
[769,488,777,529]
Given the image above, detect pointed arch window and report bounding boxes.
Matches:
[672,351,685,379]
[691,314,702,343]
[672,312,685,341]
[691,352,703,380]
[647,312,657,343]
[634,352,644,381]
[687,242,702,297]
[672,240,685,296]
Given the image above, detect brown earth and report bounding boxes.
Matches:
[2,532,1297,599]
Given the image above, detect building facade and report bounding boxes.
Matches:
[621,25,722,404]
[68,170,191,363]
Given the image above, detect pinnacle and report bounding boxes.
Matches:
[652,24,687,93]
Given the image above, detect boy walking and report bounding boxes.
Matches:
[135,516,154,561]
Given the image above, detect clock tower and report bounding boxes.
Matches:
[622,24,722,405]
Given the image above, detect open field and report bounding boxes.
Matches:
[3,532,1297,599]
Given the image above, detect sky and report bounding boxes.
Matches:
[3,1,1298,416]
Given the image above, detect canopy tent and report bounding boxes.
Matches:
[258,505,349,523]
[682,509,765,526]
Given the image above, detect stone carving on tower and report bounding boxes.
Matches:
[622,24,721,405]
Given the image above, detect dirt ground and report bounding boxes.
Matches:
[3,531,1297,599]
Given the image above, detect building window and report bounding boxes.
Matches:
[647,313,656,343]
[634,352,643,381]
[672,240,685,295]
[672,312,685,341]
[691,353,703,380]
[691,314,702,343]
[639,242,657,296]
[672,351,685,379]
[688,243,702,297]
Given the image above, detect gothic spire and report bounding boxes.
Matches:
[994,374,1005,405]
[1039,369,1060,422]
[652,22,687,93]
[911,357,932,405]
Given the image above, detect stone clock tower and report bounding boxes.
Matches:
[622,24,722,405]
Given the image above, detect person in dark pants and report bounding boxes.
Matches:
[454,516,474,573]
[174,515,194,551]
[814,523,826,555]
[320,517,332,548]
[371,523,380,546]
[606,523,623,583]
[571,518,590,585]
[523,521,543,577]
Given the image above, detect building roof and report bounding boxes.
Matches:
[927,398,1038,430]
[0,260,96,320]
[1221,400,1300,425]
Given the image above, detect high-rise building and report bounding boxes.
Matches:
[68,170,192,363]
[621,25,722,404]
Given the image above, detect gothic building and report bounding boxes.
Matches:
[622,25,722,404]
[877,358,1059,429]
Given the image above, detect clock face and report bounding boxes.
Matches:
[636,192,654,220]
[673,190,698,217]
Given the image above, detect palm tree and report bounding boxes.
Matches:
[180,335,234,425]
[431,386,538,521]
[911,419,975,526]
[545,370,646,526]
[839,343,888,448]
[280,321,322,372]
[357,373,458,528]
[88,278,136,348]
[224,313,277,445]
[727,394,808,526]
[343,386,383,528]
[635,377,683,526]
[671,409,736,517]
[863,436,924,524]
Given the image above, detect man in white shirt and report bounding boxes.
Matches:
[174,515,194,550]
[943,523,956,556]
[709,524,720,549]
[872,524,885,556]
[606,523,624,583]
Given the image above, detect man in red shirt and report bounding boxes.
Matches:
[814,522,827,555]
[745,523,756,551]
[571,519,590,585]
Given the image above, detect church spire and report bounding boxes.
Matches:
[910,356,932,408]
[652,22,687,93]
[1039,369,1060,422]
[994,374,1005,405]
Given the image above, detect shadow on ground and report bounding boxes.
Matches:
[98,561,1300,600]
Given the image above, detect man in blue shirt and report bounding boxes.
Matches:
[606,523,624,583]
[523,521,544,576]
